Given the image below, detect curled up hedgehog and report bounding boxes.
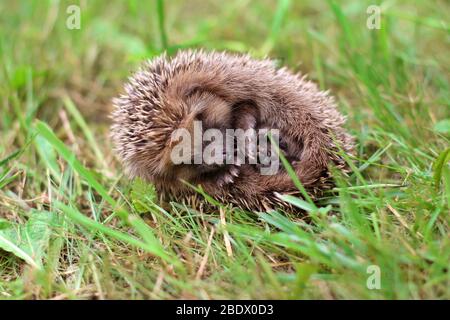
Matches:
[111,50,354,212]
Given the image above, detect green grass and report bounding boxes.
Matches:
[0,0,449,299]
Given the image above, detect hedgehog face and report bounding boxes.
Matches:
[188,91,233,129]
[163,91,239,186]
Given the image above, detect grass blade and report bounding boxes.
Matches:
[260,0,291,54]
[62,96,107,169]
[34,120,116,207]
[156,0,169,51]
[55,201,178,266]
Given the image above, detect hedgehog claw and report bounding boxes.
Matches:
[229,166,239,177]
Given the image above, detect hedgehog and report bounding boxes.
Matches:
[111,50,354,212]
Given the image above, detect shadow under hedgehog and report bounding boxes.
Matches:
[111,50,354,212]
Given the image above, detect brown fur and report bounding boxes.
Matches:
[111,50,354,212]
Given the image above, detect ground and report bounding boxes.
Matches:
[0,0,449,299]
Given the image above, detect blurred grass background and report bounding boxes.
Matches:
[0,0,449,299]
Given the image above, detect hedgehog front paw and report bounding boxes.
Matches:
[216,165,240,187]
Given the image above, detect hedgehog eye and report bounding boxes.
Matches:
[278,139,288,151]
[184,85,201,98]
